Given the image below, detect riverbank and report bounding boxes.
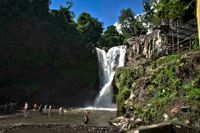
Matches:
[0,123,119,133]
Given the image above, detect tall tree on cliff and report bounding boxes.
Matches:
[98,25,124,48]
[197,0,200,46]
[77,12,103,48]
[152,0,186,25]
[119,8,147,38]
[143,0,158,30]
[150,0,196,25]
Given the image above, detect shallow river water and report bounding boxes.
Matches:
[0,108,118,133]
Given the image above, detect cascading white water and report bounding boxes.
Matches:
[95,45,126,108]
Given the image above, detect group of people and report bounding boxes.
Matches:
[23,102,90,125]
[23,102,52,112]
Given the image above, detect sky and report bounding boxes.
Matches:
[50,0,144,29]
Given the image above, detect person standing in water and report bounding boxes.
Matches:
[48,105,52,112]
[33,103,37,111]
[39,104,43,112]
[84,110,89,124]
[24,102,28,112]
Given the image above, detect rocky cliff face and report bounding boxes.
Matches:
[126,30,167,63]
[113,48,200,130]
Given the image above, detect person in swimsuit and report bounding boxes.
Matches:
[84,110,89,124]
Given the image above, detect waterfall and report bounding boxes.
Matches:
[95,45,126,108]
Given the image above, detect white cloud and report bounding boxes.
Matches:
[114,22,122,34]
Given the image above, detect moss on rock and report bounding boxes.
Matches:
[114,51,200,129]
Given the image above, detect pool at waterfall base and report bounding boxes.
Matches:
[0,108,118,133]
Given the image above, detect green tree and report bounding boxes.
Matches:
[0,0,50,22]
[143,0,158,30]
[51,7,74,24]
[98,26,124,48]
[151,0,195,25]
[77,12,103,48]
[153,0,184,25]
[0,0,99,105]
[119,8,147,38]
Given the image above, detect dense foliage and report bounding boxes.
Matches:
[118,8,147,38]
[115,52,200,128]
[143,0,196,27]
[0,0,102,106]
[77,12,103,48]
[98,26,124,48]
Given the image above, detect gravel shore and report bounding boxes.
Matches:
[0,123,120,133]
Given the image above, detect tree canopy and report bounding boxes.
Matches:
[119,8,147,38]
[77,12,103,48]
[143,0,196,27]
[0,0,99,105]
[98,26,124,48]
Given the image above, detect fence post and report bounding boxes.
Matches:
[177,20,179,52]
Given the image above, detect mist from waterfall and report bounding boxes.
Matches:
[95,45,126,108]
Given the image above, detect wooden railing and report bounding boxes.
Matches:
[163,37,193,56]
